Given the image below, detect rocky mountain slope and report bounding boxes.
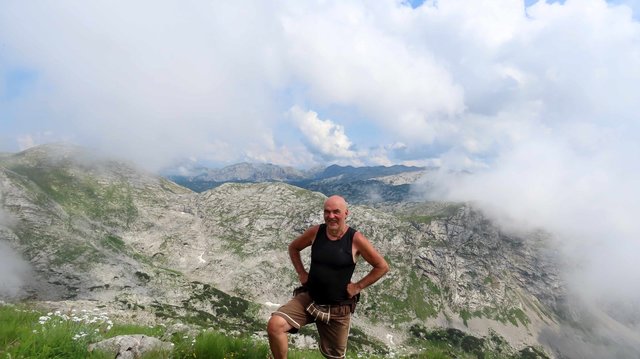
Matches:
[0,144,563,356]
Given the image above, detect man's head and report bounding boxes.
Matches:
[323,195,349,231]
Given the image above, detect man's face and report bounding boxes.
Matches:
[323,197,348,230]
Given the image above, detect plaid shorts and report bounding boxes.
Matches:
[272,291,352,359]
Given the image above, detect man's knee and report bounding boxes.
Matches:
[267,314,292,335]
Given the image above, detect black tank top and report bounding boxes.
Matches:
[307,224,357,304]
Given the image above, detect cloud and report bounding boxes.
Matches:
[0,1,289,169]
[0,202,30,300]
[425,119,640,356]
[289,106,360,163]
[280,1,466,145]
[0,240,31,300]
[1,1,638,168]
[416,0,640,303]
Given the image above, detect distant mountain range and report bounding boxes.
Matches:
[165,162,432,204]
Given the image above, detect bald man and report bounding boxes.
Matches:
[267,195,389,359]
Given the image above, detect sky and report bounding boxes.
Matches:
[1,0,640,350]
[0,0,636,171]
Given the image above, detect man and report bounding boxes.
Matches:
[267,195,389,359]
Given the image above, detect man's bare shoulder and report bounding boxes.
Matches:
[306,225,321,242]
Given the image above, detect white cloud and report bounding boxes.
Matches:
[16,132,58,151]
[0,241,32,300]
[280,1,465,143]
[430,129,640,310]
[1,0,639,169]
[0,202,30,300]
[289,106,360,162]
[0,1,289,170]
[16,135,35,151]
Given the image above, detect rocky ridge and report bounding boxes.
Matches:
[0,144,562,356]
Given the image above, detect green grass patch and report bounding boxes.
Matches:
[401,214,435,224]
[49,242,102,270]
[458,305,530,328]
[407,325,549,359]
[102,235,126,252]
[178,331,270,359]
[6,164,139,227]
[0,304,113,359]
[407,272,438,320]
[425,277,441,296]
[460,309,472,327]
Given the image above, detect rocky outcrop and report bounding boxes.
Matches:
[88,335,173,358]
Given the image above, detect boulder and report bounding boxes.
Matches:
[88,335,173,358]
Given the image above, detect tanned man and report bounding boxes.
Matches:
[267,195,389,358]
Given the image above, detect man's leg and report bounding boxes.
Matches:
[316,309,351,359]
[267,315,293,359]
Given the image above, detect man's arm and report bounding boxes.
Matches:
[347,232,389,298]
[288,225,319,285]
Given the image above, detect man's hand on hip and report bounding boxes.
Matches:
[346,282,362,298]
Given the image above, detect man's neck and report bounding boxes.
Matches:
[326,225,347,240]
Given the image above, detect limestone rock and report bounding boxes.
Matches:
[88,335,173,358]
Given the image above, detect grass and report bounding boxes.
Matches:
[365,266,440,325]
[102,235,126,252]
[0,304,114,359]
[401,214,435,224]
[0,303,373,359]
[407,325,550,359]
[0,303,271,359]
[459,305,531,328]
[0,302,549,359]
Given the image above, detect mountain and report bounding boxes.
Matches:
[166,162,429,204]
[312,164,426,181]
[166,162,310,193]
[0,144,265,331]
[0,144,577,357]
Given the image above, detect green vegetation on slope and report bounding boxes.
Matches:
[5,163,138,227]
[459,305,530,328]
[364,259,440,325]
[408,325,550,359]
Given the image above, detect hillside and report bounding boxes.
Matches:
[0,144,561,357]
